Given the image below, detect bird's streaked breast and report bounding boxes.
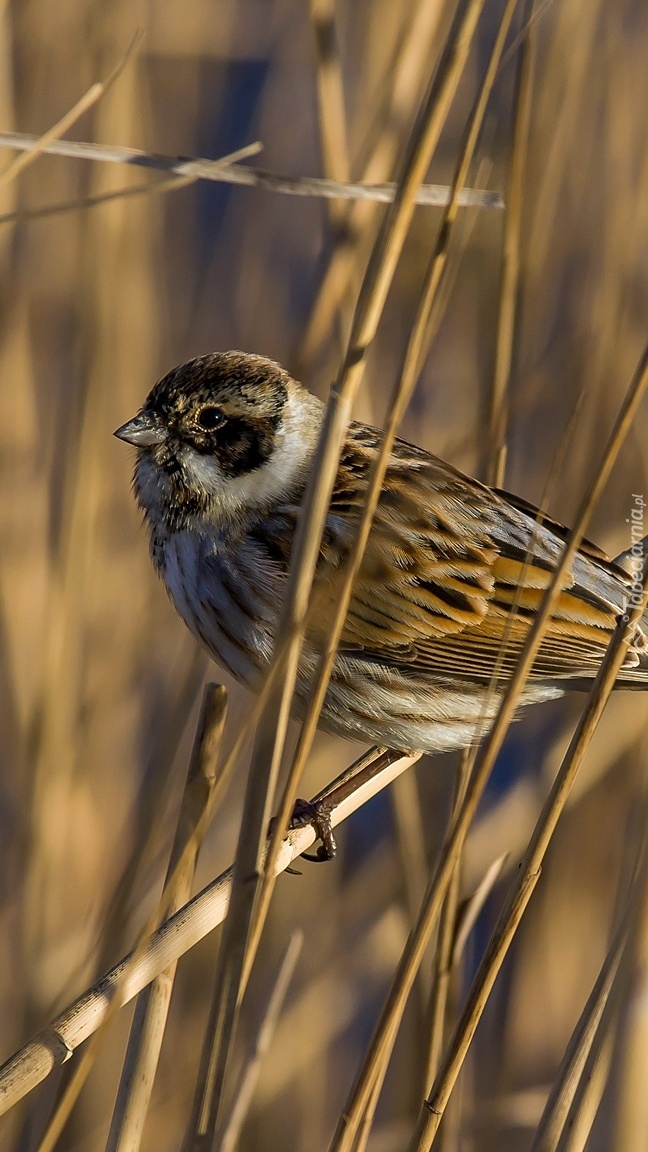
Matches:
[160,527,285,688]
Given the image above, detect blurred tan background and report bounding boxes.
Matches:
[1,1,648,1149]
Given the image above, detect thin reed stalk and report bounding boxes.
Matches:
[408,558,648,1151]
[194,2,488,1138]
[105,685,228,1152]
[327,342,648,1152]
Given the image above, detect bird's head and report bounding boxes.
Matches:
[115,351,322,533]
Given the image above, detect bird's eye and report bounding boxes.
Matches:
[196,406,226,431]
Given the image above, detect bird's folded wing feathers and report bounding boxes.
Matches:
[315,443,640,685]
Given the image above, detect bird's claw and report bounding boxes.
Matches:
[290,797,337,862]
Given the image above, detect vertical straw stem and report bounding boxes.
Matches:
[191,3,489,1141]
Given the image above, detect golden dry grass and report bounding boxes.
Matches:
[2,2,648,1150]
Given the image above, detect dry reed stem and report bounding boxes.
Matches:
[7,43,155,1152]
[526,0,604,282]
[0,174,196,225]
[105,685,228,1152]
[424,751,471,1093]
[0,748,420,1117]
[33,654,299,1145]
[308,0,353,385]
[487,0,536,489]
[409,560,648,1151]
[552,912,631,1150]
[34,1037,99,1152]
[352,1021,398,1152]
[529,912,628,1152]
[298,0,451,368]
[318,0,520,1139]
[451,854,508,967]
[391,769,432,1011]
[217,931,303,1152]
[612,835,648,1149]
[553,812,648,1152]
[243,0,498,1024]
[0,141,263,228]
[33,686,229,1152]
[310,0,350,237]
[0,131,502,210]
[327,342,648,1152]
[84,653,207,981]
[357,853,507,1152]
[412,883,543,1152]
[199,1,488,1136]
[0,31,140,194]
[554,1032,616,1152]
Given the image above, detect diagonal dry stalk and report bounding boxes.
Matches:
[218,931,303,1152]
[548,835,648,1152]
[408,559,648,1151]
[420,10,533,1121]
[0,32,141,194]
[353,851,508,1152]
[241,0,508,1027]
[527,784,648,1152]
[191,2,490,1140]
[529,910,628,1152]
[554,1029,617,1152]
[326,342,648,1152]
[25,658,300,1148]
[611,816,648,1149]
[0,747,421,1117]
[313,0,523,1141]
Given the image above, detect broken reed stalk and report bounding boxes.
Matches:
[193,0,489,1139]
[105,685,228,1152]
[327,342,648,1152]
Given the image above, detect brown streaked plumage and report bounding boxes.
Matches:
[115,350,648,754]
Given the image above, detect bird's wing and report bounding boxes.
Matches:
[308,430,639,686]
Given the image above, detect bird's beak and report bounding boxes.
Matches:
[114,411,167,447]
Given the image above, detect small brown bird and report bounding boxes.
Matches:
[115,351,648,754]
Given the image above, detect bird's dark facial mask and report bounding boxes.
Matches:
[117,353,291,480]
[181,407,283,477]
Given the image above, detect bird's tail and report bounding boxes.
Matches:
[610,533,648,686]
